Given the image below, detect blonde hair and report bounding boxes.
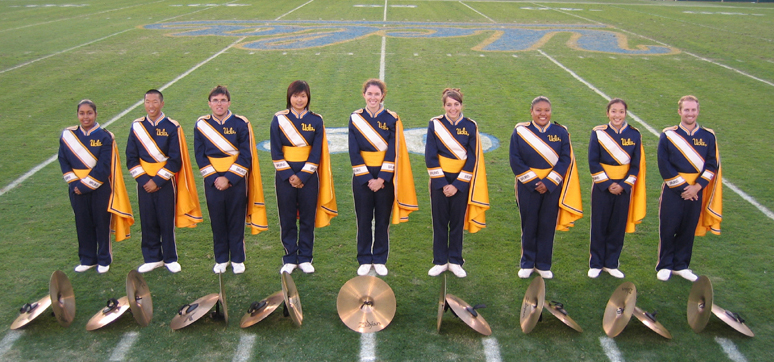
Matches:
[442,88,463,104]
[678,95,699,110]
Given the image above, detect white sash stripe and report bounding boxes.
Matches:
[132,122,168,162]
[229,164,247,177]
[666,176,686,187]
[592,172,609,183]
[596,130,630,165]
[63,172,78,183]
[302,163,318,173]
[200,165,216,177]
[353,165,368,175]
[518,170,538,183]
[433,119,467,160]
[273,160,290,170]
[129,166,146,178]
[665,130,704,171]
[516,126,558,166]
[62,130,97,168]
[197,120,238,156]
[351,114,388,151]
[427,168,444,178]
[278,115,308,147]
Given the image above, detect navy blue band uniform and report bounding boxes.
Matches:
[59,123,133,267]
[271,108,324,265]
[588,122,643,270]
[126,113,182,264]
[657,123,720,272]
[349,107,397,265]
[425,114,477,266]
[509,121,572,271]
[194,111,253,264]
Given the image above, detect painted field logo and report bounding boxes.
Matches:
[143,20,678,55]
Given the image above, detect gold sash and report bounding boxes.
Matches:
[73,169,90,180]
[439,156,465,173]
[207,155,238,173]
[361,151,386,167]
[530,168,551,179]
[601,164,630,180]
[678,172,700,185]
[282,146,312,162]
[139,160,166,177]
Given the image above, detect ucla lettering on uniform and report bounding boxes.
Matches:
[302,123,315,132]
[456,128,469,136]
[156,128,169,137]
[143,21,679,55]
[693,138,707,146]
[548,135,561,142]
[622,138,635,146]
[90,139,102,147]
[223,127,236,135]
[378,121,389,130]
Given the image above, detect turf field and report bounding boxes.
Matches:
[1,0,773,361]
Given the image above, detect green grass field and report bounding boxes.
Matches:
[1,0,773,360]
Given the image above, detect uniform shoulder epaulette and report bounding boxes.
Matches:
[629,124,640,132]
[702,126,715,136]
[107,130,116,140]
[593,124,608,131]
[132,116,145,123]
[386,109,399,119]
[662,125,678,133]
[275,109,290,116]
[197,115,211,123]
[352,108,364,114]
[515,122,530,128]
[65,125,79,131]
[234,114,250,123]
[554,122,569,131]
[167,118,181,127]
[467,117,478,126]
[308,110,322,118]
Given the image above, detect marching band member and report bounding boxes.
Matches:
[194,85,268,274]
[59,99,134,273]
[348,79,418,276]
[126,89,202,274]
[656,95,722,281]
[271,80,337,275]
[587,98,646,279]
[510,96,582,280]
[425,88,489,278]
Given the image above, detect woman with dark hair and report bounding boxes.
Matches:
[587,98,645,279]
[58,99,134,274]
[425,88,489,278]
[509,96,582,280]
[270,80,337,275]
[348,78,417,276]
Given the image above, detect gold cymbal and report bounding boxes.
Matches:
[437,273,447,333]
[10,295,52,330]
[170,293,220,330]
[546,301,583,332]
[281,272,303,326]
[49,270,75,327]
[520,276,545,334]
[337,276,396,333]
[218,273,229,325]
[711,304,754,337]
[85,296,131,331]
[603,281,636,337]
[687,275,713,333]
[445,294,491,336]
[126,270,153,327]
[240,291,285,328]
[633,306,672,339]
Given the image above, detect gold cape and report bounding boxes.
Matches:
[463,126,489,233]
[314,128,338,227]
[246,123,268,234]
[108,139,134,241]
[174,127,203,228]
[695,140,722,236]
[391,119,418,224]
[625,143,647,233]
[556,142,583,231]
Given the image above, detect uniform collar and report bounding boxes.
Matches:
[146,112,166,126]
[531,121,551,133]
[444,113,464,126]
[679,122,700,136]
[608,121,628,134]
[291,108,308,118]
[212,111,232,125]
[79,122,101,136]
[364,106,384,118]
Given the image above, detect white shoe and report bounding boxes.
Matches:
[213,262,229,274]
[97,265,110,274]
[232,262,245,274]
[138,261,164,273]
[373,264,388,276]
[657,269,672,281]
[448,263,467,278]
[280,263,297,274]
[74,264,96,273]
[517,268,534,279]
[298,262,315,274]
[672,269,698,282]
[165,262,181,273]
[536,269,553,279]
[357,264,372,276]
[428,264,448,276]
[588,268,602,278]
[603,268,625,279]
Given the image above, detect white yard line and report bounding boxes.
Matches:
[460,1,496,23]
[275,0,315,20]
[108,331,139,361]
[715,337,748,362]
[0,36,246,197]
[545,6,774,88]
[0,331,23,359]
[232,334,257,362]
[360,332,377,362]
[599,336,624,362]
[537,49,774,222]
[481,337,502,362]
